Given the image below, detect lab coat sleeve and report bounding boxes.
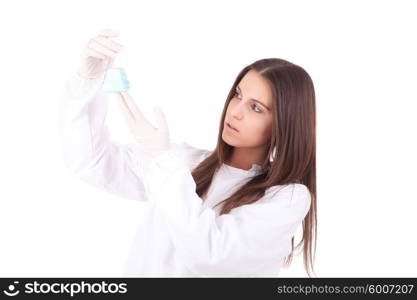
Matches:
[169,141,213,171]
[141,146,312,276]
[58,72,148,202]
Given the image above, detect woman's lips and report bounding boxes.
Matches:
[226,122,239,132]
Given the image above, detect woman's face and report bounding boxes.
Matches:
[222,69,273,148]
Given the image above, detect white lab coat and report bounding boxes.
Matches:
[58,72,312,277]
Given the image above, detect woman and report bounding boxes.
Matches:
[59,28,317,277]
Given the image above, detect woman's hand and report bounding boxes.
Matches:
[77,28,124,79]
[117,92,171,158]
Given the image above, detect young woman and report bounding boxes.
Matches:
[60,29,317,277]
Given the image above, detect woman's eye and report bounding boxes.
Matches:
[251,104,262,113]
[233,90,262,113]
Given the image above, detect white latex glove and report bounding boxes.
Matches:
[117,92,171,158]
[77,28,124,79]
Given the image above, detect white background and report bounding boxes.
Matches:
[0,0,416,277]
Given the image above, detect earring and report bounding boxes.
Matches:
[269,146,277,163]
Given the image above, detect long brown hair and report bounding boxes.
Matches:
[191,58,317,277]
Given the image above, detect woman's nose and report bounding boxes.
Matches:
[230,102,244,119]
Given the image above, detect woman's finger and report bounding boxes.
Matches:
[84,47,106,59]
[88,39,118,58]
[119,92,148,124]
[118,93,136,124]
[94,35,124,53]
[154,105,169,134]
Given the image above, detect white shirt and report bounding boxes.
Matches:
[59,72,312,277]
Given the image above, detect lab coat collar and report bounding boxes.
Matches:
[221,162,264,176]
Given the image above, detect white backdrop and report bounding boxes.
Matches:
[0,0,416,277]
